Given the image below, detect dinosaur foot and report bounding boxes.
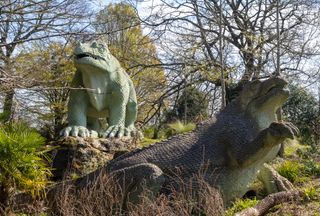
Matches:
[258,163,295,194]
[60,126,98,138]
[101,125,142,138]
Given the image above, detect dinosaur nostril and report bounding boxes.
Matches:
[91,41,98,48]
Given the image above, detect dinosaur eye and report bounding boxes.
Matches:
[98,44,105,53]
[250,80,261,90]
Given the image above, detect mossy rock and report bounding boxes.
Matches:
[50,137,136,180]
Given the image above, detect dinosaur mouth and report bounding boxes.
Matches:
[260,77,289,96]
[265,83,289,96]
[255,84,289,107]
[75,52,106,61]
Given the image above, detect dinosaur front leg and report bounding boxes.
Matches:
[101,94,127,138]
[60,89,94,138]
[233,122,299,167]
[258,163,294,194]
[125,98,139,137]
[124,79,140,137]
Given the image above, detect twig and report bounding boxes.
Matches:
[235,190,305,216]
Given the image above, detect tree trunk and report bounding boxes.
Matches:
[1,89,15,123]
[0,183,14,215]
[276,109,285,157]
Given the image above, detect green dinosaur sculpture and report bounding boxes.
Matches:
[78,77,298,204]
[60,41,138,138]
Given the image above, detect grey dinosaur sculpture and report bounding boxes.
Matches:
[60,41,138,138]
[78,77,298,204]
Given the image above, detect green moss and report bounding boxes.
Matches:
[139,137,162,147]
[226,198,258,216]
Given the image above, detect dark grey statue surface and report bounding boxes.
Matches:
[78,77,298,204]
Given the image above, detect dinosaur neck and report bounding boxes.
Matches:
[249,107,277,130]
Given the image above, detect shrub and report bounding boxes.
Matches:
[283,84,319,146]
[302,160,320,177]
[0,123,51,212]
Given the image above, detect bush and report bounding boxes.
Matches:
[283,84,319,146]
[302,160,320,177]
[0,123,51,212]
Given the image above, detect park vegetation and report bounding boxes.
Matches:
[0,0,319,215]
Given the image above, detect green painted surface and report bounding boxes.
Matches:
[60,41,138,138]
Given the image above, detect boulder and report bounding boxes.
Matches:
[50,137,137,180]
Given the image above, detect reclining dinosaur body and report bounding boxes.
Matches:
[79,77,298,204]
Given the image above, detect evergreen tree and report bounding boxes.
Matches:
[166,87,209,123]
[283,85,319,145]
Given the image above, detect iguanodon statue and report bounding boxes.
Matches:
[77,77,298,205]
[60,41,138,138]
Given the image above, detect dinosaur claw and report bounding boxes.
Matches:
[60,126,92,138]
[90,130,99,138]
[269,121,300,140]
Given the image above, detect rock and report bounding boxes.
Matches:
[50,137,137,180]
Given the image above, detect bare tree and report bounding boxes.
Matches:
[130,0,320,102]
[0,0,96,122]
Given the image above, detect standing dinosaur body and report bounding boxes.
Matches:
[79,77,298,203]
[60,41,138,138]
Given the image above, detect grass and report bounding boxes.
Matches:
[139,137,162,147]
[276,161,302,183]
[140,121,196,147]
[167,121,196,133]
[165,121,196,137]
[283,139,309,157]
[303,185,319,201]
[225,198,258,216]
[48,171,224,216]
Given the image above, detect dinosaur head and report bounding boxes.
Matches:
[238,77,289,128]
[73,41,113,72]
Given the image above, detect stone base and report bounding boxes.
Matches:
[50,137,137,180]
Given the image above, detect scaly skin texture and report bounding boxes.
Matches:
[60,41,138,138]
[78,77,299,204]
